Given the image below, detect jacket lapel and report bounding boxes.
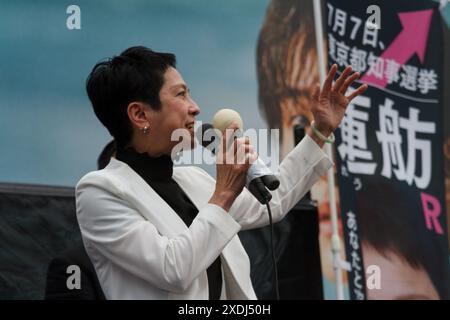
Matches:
[110,160,254,299]
[109,158,187,237]
[172,167,214,211]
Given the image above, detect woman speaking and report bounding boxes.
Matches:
[76,46,367,299]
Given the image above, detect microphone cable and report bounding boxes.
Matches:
[265,200,280,300]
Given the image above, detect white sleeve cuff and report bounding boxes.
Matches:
[197,203,241,239]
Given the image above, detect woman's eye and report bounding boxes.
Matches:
[177,91,185,97]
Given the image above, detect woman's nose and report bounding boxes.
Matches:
[190,100,201,116]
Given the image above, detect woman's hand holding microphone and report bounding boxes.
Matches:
[209,122,257,212]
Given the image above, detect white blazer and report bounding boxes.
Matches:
[75,135,332,300]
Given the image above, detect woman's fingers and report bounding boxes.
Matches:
[219,135,251,165]
[346,83,369,101]
[319,65,367,99]
[334,66,368,100]
[333,65,353,92]
[224,122,239,142]
[322,64,338,95]
[339,71,360,95]
[219,122,255,166]
[312,83,320,102]
[235,142,255,165]
[234,137,254,162]
[215,127,253,197]
[221,122,239,152]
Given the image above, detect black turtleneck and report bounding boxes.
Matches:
[116,147,222,299]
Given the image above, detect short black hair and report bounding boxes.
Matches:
[97,140,116,170]
[86,46,176,148]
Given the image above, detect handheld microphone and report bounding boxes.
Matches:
[197,109,280,204]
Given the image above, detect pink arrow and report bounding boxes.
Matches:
[361,9,433,88]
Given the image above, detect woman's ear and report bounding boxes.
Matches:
[127,102,151,129]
